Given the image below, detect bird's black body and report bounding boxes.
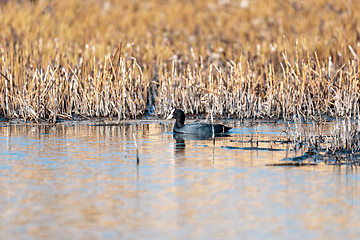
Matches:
[166,109,231,134]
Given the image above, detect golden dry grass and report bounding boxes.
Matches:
[0,0,359,121]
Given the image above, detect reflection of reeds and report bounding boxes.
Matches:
[0,0,359,121]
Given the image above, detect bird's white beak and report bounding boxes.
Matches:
[166,109,175,120]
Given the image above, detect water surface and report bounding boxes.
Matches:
[0,120,359,239]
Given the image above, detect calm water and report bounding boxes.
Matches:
[0,120,359,240]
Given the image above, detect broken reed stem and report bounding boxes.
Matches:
[133,133,139,165]
[211,109,216,165]
[211,110,215,140]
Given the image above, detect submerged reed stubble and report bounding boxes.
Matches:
[278,118,360,165]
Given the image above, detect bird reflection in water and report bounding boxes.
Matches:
[172,133,229,150]
[172,133,231,163]
[173,133,213,156]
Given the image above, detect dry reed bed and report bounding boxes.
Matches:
[1,41,359,122]
[0,0,359,122]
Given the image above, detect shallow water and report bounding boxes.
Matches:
[0,120,359,240]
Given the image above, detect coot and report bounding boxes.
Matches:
[166,109,231,134]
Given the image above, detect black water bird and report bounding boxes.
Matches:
[166,109,231,134]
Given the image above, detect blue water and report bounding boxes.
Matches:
[0,121,359,240]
